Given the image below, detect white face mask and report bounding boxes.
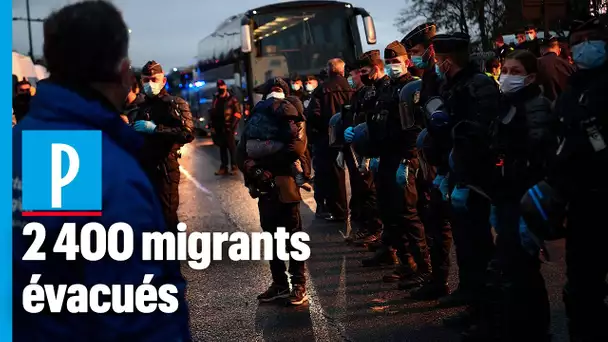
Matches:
[268,91,285,100]
[499,74,527,93]
[143,81,163,97]
[305,84,315,92]
[291,83,301,91]
[388,63,405,78]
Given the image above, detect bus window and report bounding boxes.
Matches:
[253,8,351,79]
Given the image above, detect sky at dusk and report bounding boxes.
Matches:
[12,0,414,69]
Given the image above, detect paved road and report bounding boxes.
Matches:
[178,138,568,342]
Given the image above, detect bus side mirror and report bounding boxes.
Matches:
[241,25,252,53]
[362,15,377,45]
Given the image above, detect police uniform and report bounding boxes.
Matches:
[402,24,454,300]
[353,50,400,266]
[429,34,499,323]
[362,44,432,285]
[342,64,383,243]
[529,16,608,342]
[135,61,195,232]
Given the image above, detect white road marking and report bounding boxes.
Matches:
[179,166,213,196]
[179,168,344,341]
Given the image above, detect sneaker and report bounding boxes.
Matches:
[346,230,368,243]
[229,165,238,175]
[354,232,381,246]
[288,284,308,306]
[410,281,450,300]
[257,284,290,302]
[215,167,228,176]
[397,272,432,289]
[383,266,416,283]
[361,248,399,267]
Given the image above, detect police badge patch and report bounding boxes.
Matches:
[413,90,420,104]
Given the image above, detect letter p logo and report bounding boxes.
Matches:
[22,131,102,214]
[51,144,80,208]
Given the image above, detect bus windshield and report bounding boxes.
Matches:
[252,7,355,84]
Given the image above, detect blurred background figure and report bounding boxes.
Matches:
[537,35,576,102]
[13,77,33,123]
[290,74,304,101]
[485,57,501,85]
[209,79,242,175]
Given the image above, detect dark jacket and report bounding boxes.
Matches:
[491,84,558,202]
[123,93,145,124]
[438,63,501,179]
[373,73,420,159]
[307,74,355,144]
[548,63,608,198]
[237,97,306,178]
[135,91,195,170]
[13,93,32,123]
[209,92,242,134]
[12,80,190,342]
[537,52,576,102]
[516,39,541,57]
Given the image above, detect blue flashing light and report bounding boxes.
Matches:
[179,83,183,88]
[188,83,194,88]
[194,81,204,87]
[185,74,189,79]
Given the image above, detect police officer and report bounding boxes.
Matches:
[351,50,399,266]
[134,60,195,232]
[521,15,608,342]
[341,62,383,245]
[402,23,453,300]
[537,35,576,102]
[493,35,514,63]
[515,25,541,57]
[428,33,499,329]
[362,44,432,288]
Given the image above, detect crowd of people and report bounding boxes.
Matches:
[232,15,608,342]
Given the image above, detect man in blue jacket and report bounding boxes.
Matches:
[12,2,190,341]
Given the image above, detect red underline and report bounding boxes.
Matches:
[22,211,102,217]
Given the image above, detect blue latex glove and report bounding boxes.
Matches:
[489,205,498,228]
[134,120,157,134]
[344,127,355,143]
[369,158,380,173]
[451,186,470,212]
[396,163,408,187]
[432,175,450,201]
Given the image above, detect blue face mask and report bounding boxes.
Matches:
[347,76,356,89]
[412,56,428,69]
[435,64,444,80]
[572,40,607,70]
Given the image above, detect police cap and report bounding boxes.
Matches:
[432,33,470,54]
[141,60,164,76]
[401,22,436,49]
[384,41,408,59]
[358,50,382,68]
[539,35,558,47]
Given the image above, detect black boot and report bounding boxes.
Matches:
[361,247,399,267]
